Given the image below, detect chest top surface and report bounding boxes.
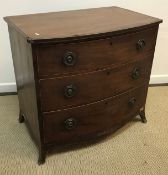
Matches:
[4,6,162,42]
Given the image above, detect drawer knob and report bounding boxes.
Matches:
[64,84,77,98]
[64,118,77,130]
[62,51,77,66]
[137,39,146,50]
[132,67,141,80]
[128,97,136,107]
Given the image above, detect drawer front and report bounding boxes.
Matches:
[43,85,147,144]
[37,27,158,78]
[39,55,153,112]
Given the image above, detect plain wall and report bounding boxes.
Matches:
[0,0,167,92]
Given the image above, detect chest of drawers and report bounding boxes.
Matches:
[4,6,162,164]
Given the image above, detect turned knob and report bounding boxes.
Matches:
[62,51,77,66]
[64,84,77,98]
[128,97,136,107]
[64,118,77,130]
[136,39,146,50]
[131,67,141,80]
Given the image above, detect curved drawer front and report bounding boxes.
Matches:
[43,85,147,144]
[37,27,158,78]
[39,55,153,112]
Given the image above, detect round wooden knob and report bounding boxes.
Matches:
[128,97,136,107]
[62,51,77,66]
[64,118,77,130]
[64,84,77,98]
[132,67,141,80]
[137,39,146,50]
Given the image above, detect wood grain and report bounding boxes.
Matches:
[37,27,158,78]
[43,85,148,143]
[4,7,162,42]
[8,26,41,145]
[39,55,153,112]
[4,7,162,164]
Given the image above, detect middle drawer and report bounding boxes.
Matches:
[39,55,153,112]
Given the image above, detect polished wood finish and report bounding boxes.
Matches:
[40,55,153,112]
[43,85,147,143]
[4,7,162,42]
[4,6,162,164]
[37,27,158,78]
[8,27,41,144]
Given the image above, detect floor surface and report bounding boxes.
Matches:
[0,86,168,175]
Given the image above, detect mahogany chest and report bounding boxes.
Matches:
[4,6,162,164]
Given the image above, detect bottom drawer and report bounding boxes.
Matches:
[43,85,148,144]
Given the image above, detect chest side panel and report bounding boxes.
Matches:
[8,26,41,144]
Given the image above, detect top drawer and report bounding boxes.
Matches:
[36,27,158,78]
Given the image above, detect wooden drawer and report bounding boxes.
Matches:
[39,54,153,112]
[37,27,158,78]
[43,85,147,144]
